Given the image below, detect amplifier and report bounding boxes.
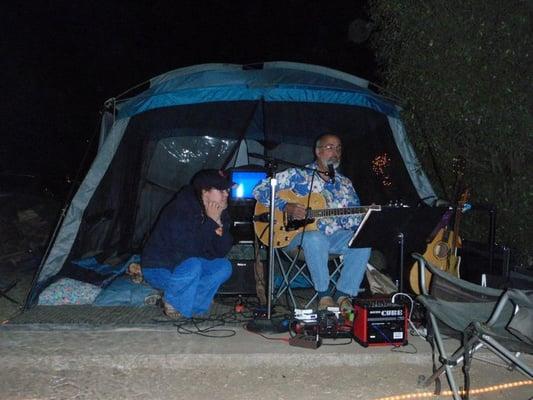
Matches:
[459,240,511,285]
[218,259,257,295]
[219,243,258,295]
[353,299,408,347]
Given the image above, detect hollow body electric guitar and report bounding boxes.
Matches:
[254,189,381,248]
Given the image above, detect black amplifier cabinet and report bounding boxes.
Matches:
[218,244,258,295]
[218,259,257,295]
[353,299,408,347]
[459,240,511,286]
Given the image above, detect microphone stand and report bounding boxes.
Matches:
[245,152,333,334]
[246,157,287,333]
[266,169,277,320]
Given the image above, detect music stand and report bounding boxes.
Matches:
[349,206,447,292]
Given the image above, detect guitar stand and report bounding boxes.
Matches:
[349,206,446,293]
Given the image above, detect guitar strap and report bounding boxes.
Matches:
[428,209,452,241]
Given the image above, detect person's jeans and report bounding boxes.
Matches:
[143,257,232,318]
[286,229,370,296]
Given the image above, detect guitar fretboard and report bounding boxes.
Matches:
[310,206,379,218]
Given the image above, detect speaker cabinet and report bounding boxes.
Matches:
[459,240,510,286]
[219,259,257,295]
[218,244,258,295]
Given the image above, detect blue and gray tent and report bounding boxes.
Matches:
[26,61,436,306]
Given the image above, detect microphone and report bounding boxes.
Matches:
[253,212,270,222]
[327,163,335,183]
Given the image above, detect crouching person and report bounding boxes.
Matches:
[141,169,234,318]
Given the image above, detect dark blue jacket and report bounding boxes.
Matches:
[141,185,233,270]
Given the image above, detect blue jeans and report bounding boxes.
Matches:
[143,257,232,318]
[286,230,370,296]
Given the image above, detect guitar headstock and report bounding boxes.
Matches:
[457,187,471,211]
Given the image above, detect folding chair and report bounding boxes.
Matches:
[273,246,344,309]
[412,252,533,400]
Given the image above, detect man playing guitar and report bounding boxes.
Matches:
[253,133,371,310]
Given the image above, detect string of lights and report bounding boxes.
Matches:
[372,379,533,400]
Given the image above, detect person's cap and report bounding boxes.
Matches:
[192,169,235,191]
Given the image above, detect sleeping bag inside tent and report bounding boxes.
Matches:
[26,62,436,307]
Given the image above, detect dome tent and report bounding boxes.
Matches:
[26,61,436,307]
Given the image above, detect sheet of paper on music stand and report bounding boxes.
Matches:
[349,208,382,248]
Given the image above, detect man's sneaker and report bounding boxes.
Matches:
[318,295,336,310]
[337,296,353,312]
[163,301,182,319]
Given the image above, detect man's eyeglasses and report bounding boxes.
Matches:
[319,144,342,151]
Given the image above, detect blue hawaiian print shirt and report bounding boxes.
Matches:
[252,161,362,235]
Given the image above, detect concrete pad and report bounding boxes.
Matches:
[1,326,532,400]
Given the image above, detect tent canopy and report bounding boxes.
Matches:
[27,61,436,306]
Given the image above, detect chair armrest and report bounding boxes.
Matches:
[486,291,511,326]
[507,289,533,308]
[412,252,431,296]
[505,289,533,344]
[411,252,503,298]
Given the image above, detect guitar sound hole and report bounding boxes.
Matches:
[433,242,449,259]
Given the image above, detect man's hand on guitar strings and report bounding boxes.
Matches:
[284,203,307,220]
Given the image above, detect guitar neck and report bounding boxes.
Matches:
[451,207,463,252]
[310,206,372,218]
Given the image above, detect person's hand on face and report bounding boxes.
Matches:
[203,188,229,224]
[205,200,223,223]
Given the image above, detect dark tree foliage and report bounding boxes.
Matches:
[368,1,532,265]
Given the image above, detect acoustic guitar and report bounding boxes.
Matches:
[409,158,469,294]
[253,189,381,248]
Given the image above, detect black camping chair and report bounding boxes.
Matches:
[412,252,533,400]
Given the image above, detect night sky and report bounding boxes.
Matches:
[1,1,375,195]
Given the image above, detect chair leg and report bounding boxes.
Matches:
[304,292,319,309]
[480,334,533,378]
[462,332,475,400]
[273,250,298,309]
[426,314,463,400]
[422,340,483,388]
